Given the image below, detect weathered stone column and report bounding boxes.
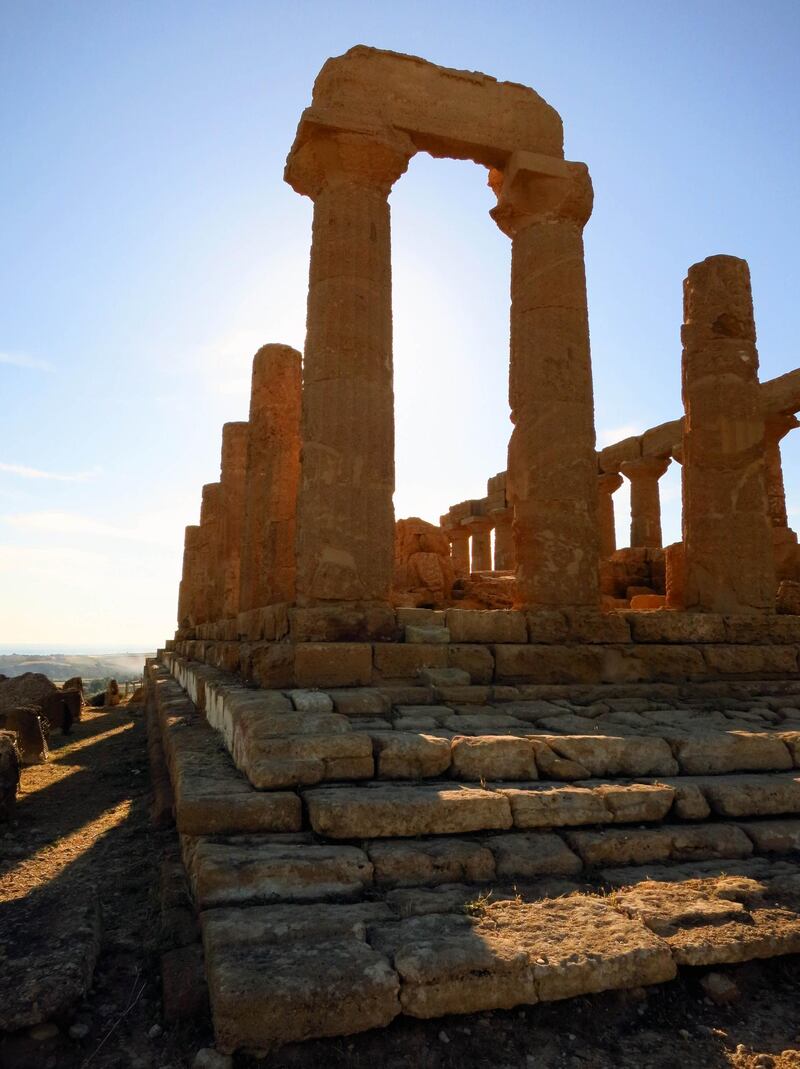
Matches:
[597,472,623,558]
[285,127,414,605]
[219,421,248,619]
[198,482,222,624]
[239,345,301,613]
[491,507,516,570]
[177,524,200,628]
[444,522,471,575]
[620,456,671,549]
[682,254,775,613]
[463,515,493,572]
[764,414,798,529]
[491,154,600,609]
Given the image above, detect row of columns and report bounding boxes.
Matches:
[177,344,302,628]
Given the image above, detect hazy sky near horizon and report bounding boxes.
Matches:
[2,1,799,648]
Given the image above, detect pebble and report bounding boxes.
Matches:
[439,1030,450,1044]
[678,1029,691,1040]
[148,1023,163,1039]
[69,1022,90,1040]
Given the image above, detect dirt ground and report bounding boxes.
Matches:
[2,703,800,1069]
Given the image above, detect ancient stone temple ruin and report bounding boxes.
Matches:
[146,47,800,1055]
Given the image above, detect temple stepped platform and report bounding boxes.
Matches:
[146,635,800,1055]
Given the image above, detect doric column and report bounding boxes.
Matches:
[620,456,671,549]
[285,127,414,604]
[198,482,222,624]
[681,255,775,613]
[491,507,516,570]
[177,524,200,628]
[443,522,471,575]
[462,515,493,572]
[491,153,600,609]
[764,414,798,529]
[219,421,248,619]
[597,472,623,558]
[239,345,301,613]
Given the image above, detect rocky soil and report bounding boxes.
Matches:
[2,701,800,1068]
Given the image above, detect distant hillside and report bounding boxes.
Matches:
[0,652,151,682]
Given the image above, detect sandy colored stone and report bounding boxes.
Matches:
[681,256,776,613]
[304,783,512,839]
[529,739,590,780]
[491,156,600,612]
[739,818,800,853]
[373,642,448,679]
[488,832,582,877]
[702,644,798,677]
[188,840,373,908]
[445,609,527,643]
[628,612,726,643]
[294,643,373,688]
[447,644,495,684]
[201,901,392,947]
[372,731,452,779]
[238,344,301,612]
[450,735,537,781]
[620,456,670,550]
[289,689,334,713]
[494,644,605,684]
[541,734,678,777]
[394,517,455,608]
[498,782,672,827]
[243,732,374,789]
[205,935,399,1053]
[368,839,496,888]
[327,687,391,716]
[565,823,752,868]
[673,732,792,775]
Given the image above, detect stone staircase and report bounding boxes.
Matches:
[147,653,800,1055]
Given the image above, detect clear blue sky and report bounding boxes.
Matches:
[1,1,799,648]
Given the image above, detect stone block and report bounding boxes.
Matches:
[368,839,495,887]
[304,783,513,839]
[525,611,569,643]
[739,818,800,853]
[628,612,726,644]
[494,645,605,685]
[201,901,393,948]
[433,684,491,704]
[288,689,334,713]
[405,625,450,644]
[450,735,537,781]
[289,603,399,642]
[564,611,632,644]
[447,645,495,684]
[445,609,527,643]
[488,832,582,877]
[418,667,470,686]
[369,913,535,1018]
[673,733,792,775]
[247,643,295,689]
[327,688,391,716]
[176,789,302,837]
[396,608,446,629]
[205,936,400,1052]
[498,782,673,827]
[540,735,678,777]
[294,644,373,688]
[244,733,374,789]
[565,824,753,868]
[703,645,798,677]
[373,644,447,680]
[602,644,707,683]
[189,840,373,908]
[371,732,452,779]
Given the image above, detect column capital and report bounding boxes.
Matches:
[597,472,623,495]
[489,152,593,238]
[285,125,415,199]
[620,455,671,481]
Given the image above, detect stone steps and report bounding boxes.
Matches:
[147,656,800,1053]
[197,858,800,1053]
